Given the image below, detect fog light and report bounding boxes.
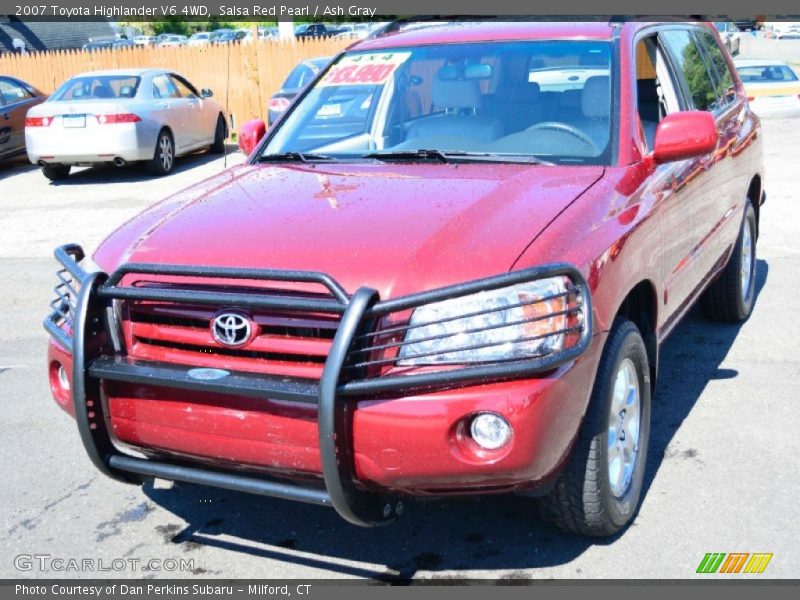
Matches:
[469,413,512,450]
[57,365,70,391]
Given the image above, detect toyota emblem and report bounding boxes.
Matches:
[211,312,252,348]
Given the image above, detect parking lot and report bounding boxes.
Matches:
[1,36,799,580]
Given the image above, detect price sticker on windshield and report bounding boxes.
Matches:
[320,52,411,86]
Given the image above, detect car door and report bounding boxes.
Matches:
[0,77,39,159]
[169,74,214,146]
[152,73,191,151]
[690,27,753,260]
[653,27,731,327]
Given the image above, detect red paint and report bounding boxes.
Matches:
[652,111,718,164]
[51,21,764,497]
[238,119,266,156]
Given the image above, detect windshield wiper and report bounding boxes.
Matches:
[363,150,553,165]
[362,149,451,163]
[257,152,338,163]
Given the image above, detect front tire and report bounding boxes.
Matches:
[146,129,175,175]
[700,202,757,322]
[41,164,71,181]
[209,114,226,154]
[539,318,651,537]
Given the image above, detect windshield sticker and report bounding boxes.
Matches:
[320,52,411,86]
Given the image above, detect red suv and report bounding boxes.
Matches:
[46,21,764,537]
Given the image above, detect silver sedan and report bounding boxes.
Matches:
[25,68,227,180]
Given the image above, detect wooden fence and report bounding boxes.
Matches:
[0,38,350,130]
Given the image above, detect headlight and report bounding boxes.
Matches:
[397,276,574,365]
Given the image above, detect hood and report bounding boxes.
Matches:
[94,162,604,299]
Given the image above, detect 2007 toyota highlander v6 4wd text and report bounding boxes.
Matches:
[45,20,764,536]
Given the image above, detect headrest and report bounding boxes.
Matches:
[581,76,610,119]
[119,86,136,98]
[432,77,483,110]
[509,81,540,103]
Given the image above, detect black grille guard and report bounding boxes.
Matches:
[44,243,593,526]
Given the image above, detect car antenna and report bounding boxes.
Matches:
[224,38,232,169]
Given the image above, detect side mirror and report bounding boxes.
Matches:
[239,119,267,156]
[200,88,213,98]
[652,111,718,164]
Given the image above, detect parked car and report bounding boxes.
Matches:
[187,32,216,47]
[25,68,227,179]
[82,40,115,52]
[214,32,240,45]
[713,22,741,55]
[44,21,764,537]
[733,19,758,31]
[267,56,331,124]
[133,36,157,47]
[158,35,187,47]
[0,76,46,162]
[294,23,345,39]
[735,58,800,117]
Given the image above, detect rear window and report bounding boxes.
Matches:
[51,76,141,101]
[736,64,799,83]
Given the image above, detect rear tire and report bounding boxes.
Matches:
[539,318,651,537]
[146,129,175,175]
[210,115,226,154]
[41,164,71,181]
[700,202,757,322]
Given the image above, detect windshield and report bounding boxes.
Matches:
[261,40,614,165]
[51,75,141,101]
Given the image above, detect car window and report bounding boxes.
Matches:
[692,29,736,110]
[283,64,315,90]
[0,78,32,105]
[152,74,180,99]
[169,75,199,98]
[661,29,730,112]
[736,64,799,82]
[51,76,140,101]
[264,40,615,165]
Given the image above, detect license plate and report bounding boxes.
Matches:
[62,115,86,128]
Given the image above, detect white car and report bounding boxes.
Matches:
[187,32,215,47]
[158,35,187,47]
[735,58,800,118]
[133,36,157,46]
[25,68,227,180]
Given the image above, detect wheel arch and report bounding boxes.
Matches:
[614,280,659,392]
[746,174,762,238]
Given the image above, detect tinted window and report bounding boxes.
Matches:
[51,76,140,101]
[283,65,315,90]
[693,29,735,109]
[662,28,737,112]
[0,78,32,104]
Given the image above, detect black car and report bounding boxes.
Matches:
[0,76,45,162]
[267,56,331,124]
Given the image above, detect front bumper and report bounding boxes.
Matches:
[45,244,594,526]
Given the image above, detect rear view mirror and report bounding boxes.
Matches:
[652,111,718,164]
[239,119,266,156]
[437,63,494,81]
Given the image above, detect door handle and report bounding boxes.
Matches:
[2,113,9,120]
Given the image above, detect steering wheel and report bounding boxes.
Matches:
[526,121,600,153]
